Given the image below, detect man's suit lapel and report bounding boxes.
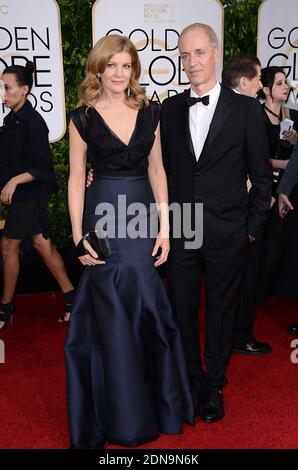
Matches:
[177,86,233,165]
[197,86,232,166]
[178,90,196,160]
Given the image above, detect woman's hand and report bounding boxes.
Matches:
[74,236,105,266]
[0,178,17,204]
[269,158,288,170]
[152,233,170,267]
[278,192,294,218]
[270,196,276,209]
[283,129,298,146]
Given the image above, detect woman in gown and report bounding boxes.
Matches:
[257,66,298,300]
[65,34,194,449]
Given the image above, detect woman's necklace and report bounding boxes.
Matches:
[264,104,281,120]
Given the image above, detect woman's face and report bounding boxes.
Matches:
[271,72,289,103]
[100,51,132,96]
[0,73,28,112]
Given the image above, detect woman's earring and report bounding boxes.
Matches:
[96,73,101,81]
[127,86,131,97]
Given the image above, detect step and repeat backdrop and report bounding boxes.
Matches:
[258,0,298,113]
[0,0,297,142]
[0,0,65,141]
[92,0,223,102]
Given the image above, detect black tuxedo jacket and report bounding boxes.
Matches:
[160,85,272,247]
[277,144,298,196]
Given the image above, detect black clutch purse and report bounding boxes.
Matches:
[76,229,111,260]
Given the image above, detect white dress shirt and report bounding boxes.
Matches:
[189,82,221,161]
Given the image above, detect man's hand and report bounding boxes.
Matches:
[278,192,294,218]
[86,168,94,188]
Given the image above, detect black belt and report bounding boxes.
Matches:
[93,170,147,177]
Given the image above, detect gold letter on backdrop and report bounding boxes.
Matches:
[258,0,298,110]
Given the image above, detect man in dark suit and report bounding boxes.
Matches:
[222,54,272,355]
[160,23,272,422]
[277,144,298,335]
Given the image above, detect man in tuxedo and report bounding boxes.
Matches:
[222,54,272,355]
[160,24,272,422]
[277,144,298,335]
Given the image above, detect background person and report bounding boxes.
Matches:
[222,54,272,355]
[257,66,298,300]
[0,61,75,328]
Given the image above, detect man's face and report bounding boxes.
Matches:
[241,65,263,98]
[179,28,219,91]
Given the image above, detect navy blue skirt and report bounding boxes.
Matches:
[65,175,194,448]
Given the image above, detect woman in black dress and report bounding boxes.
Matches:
[257,66,298,299]
[0,61,75,328]
[65,34,194,449]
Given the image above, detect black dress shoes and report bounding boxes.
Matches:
[288,323,298,335]
[232,336,272,355]
[200,387,224,423]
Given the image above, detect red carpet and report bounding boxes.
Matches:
[1,291,298,449]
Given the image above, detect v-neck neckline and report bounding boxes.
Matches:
[93,107,141,147]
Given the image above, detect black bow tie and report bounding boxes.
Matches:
[187,95,210,107]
